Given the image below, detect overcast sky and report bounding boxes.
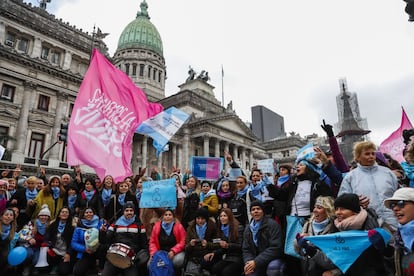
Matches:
[26,0,414,145]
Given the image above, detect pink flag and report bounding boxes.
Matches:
[67,49,163,182]
[379,107,413,163]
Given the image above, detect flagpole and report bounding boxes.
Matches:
[89,24,96,64]
[221,65,224,107]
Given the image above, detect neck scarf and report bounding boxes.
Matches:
[101,188,112,206]
[81,215,99,228]
[51,187,60,200]
[249,219,262,246]
[26,188,38,200]
[200,189,216,203]
[58,221,66,233]
[249,182,264,202]
[115,215,136,227]
[237,185,249,199]
[161,221,174,236]
[83,190,95,202]
[277,175,290,187]
[0,194,4,200]
[334,209,367,231]
[9,189,16,196]
[68,194,77,210]
[221,224,229,238]
[218,189,232,200]
[136,190,142,201]
[1,224,10,240]
[312,218,329,235]
[186,188,195,197]
[118,193,126,206]
[399,220,414,253]
[196,222,207,240]
[36,218,47,235]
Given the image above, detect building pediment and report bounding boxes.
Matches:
[29,113,54,126]
[0,106,19,119]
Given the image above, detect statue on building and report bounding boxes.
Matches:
[186,66,196,83]
[227,100,233,111]
[197,70,210,82]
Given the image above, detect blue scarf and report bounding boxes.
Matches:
[83,190,95,202]
[196,222,207,240]
[36,218,47,235]
[101,188,112,206]
[401,162,414,187]
[26,188,38,200]
[221,224,229,238]
[249,183,265,202]
[81,215,99,228]
[312,218,329,235]
[200,189,216,203]
[115,215,136,227]
[1,224,10,240]
[186,188,195,197]
[161,221,174,236]
[399,220,414,253]
[0,194,4,200]
[136,190,142,201]
[277,175,290,187]
[249,219,262,246]
[9,189,16,196]
[118,193,126,206]
[51,187,60,200]
[237,185,249,199]
[68,194,77,210]
[58,221,66,233]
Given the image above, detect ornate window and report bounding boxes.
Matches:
[139,64,144,77]
[0,84,15,102]
[5,32,15,47]
[38,94,50,111]
[125,63,130,75]
[29,132,44,159]
[51,51,60,64]
[41,46,49,59]
[132,64,137,76]
[0,126,9,147]
[17,38,29,53]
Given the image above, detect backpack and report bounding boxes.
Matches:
[149,250,174,276]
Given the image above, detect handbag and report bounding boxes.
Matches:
[284,215,305,258]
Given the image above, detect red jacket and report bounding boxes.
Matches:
[149,220,186,256]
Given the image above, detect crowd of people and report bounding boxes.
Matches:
[0,121,413,276]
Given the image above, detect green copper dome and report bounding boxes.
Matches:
[117,1,163,55]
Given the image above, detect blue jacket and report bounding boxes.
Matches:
[71,220,103,259]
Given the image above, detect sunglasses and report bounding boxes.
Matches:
[389,200,413,209]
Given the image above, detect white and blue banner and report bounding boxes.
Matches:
[139,178,177,209]
[257,158,275,174]
[304,228,391,273]
[136,107,190,157]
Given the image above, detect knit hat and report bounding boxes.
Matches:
[195,207,209,220]
[38,204,51,217]
[250,200,265,211]
[123,201,135,212]
[334,193,361,213]
[0,179,7,189]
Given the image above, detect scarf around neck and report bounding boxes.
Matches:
[277,175,290,187]
[118,193,126,206]
[196,222,207,240]
[334,208,367,231]
[101,188,112,206]
[249,182,265,202]
[26,188,38,200]
[51,187,60,200]
[83,190,95,202]
[249,219,262,246]
[161,221,174,236]
[399,220,414,253]
[58,221,66,233]
[221,224,229,238]
[36,218,47,235]
[312,218,329,235]
[68,194,77,210]
[237,185,249,199]
[1,224,10,240]
[200,189,216,203]
[81,215,99,228]
[115,215,136,227]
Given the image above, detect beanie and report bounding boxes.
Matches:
[250,200,265,211]
[67,183,79,193]
[334,193,360,213]
[195,207,209,220]
[38,204,51,217]
[123,201,135,212]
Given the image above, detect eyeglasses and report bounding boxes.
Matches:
[389,200,413,209]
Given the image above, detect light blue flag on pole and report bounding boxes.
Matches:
[295,143,315,163]
[136,107,190,157]
[304,228,391,273]
[139,178,177,209]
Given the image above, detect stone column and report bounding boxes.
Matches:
[233,145,238,163]
[142,136,148,170]
[62,51,72,70]
[0,22,6,44]
[12,82,36,163]
[172,143,177,169]
[177,145,183,170]
[31,37,42,59]
[214,138,220,157]
[48,91,68,167]
[182,128,190,170]
[241,147,246,170]
[224,141,230,169]
[249,150,254,172]
[203,135,209,157]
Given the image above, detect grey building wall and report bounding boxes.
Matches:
[251,105,285,142]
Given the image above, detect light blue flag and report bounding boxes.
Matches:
[139,178,177,209]
[304,228,391,273]
[295,143,314,163]
[136,107,190,157]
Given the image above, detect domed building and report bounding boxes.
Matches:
[112,0,166,102]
